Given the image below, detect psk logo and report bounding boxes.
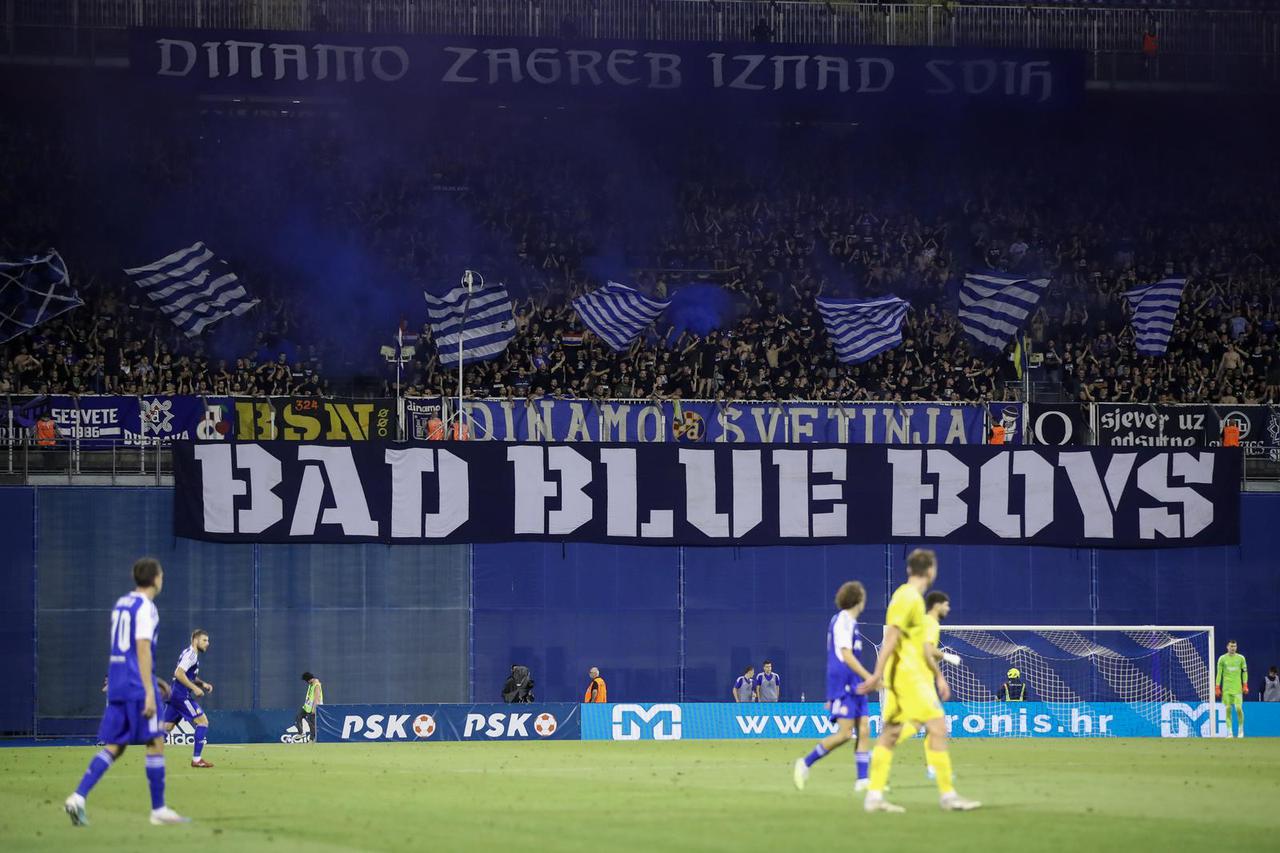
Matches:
[672,411,705,442]
[533,713,558,737]
[412,714,437,739]
[141,398,176,435]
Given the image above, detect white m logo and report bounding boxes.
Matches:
[611,704,682,741]
[1160,702,1225,737]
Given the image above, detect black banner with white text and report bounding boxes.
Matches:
[173,443,1240,548]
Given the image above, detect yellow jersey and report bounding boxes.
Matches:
[885,583,929,686]
[923,613,941,650]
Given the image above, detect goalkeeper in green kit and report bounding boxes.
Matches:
[1215,641,1248,738]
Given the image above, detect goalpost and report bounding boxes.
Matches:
[933,625,1217,738]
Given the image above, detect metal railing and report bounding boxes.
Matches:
[4,1,1279,86]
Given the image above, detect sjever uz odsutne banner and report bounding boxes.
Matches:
[172,442,1240,548]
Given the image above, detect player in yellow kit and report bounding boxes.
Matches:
[858,549,980,813]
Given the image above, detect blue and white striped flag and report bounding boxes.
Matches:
[572,281,671,351]
[124,242,257,338]
[424,274,515,366]
[1123,277,1186,356]
[959,271,1050,350]
[0,251,83,344]
[816,295,910,364]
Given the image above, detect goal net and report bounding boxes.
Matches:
[934,625,1215,737]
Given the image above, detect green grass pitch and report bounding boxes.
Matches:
[2,739,1278,852]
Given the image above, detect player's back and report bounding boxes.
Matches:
[106,591,159,702]
[826,611,863,700]
[885,583,928,687]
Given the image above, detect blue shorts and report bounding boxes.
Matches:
[829,692,869,722]
[162,696,205,725]
[98,699,164,746]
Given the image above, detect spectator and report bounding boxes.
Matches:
[583,666,607,703]
[733,666,756,703]
[755,661,782,703]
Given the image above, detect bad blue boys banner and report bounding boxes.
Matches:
[131,31,1084,112]
[172,442,1240,547]
[456,399,985,444]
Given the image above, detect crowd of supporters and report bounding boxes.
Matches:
[2,102,1278,405]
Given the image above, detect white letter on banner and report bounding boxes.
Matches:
[442,46,479,83]
[814,56,849,92]
[773,450,810,537]
[606,49,640,85]
[887,449,968,537]
[526,48,561,84]
[289,446,378,537]
[157,39,198,77]
[681,449,728,537]
[547,446,592,534]
[978,452,1054,538]
[600,448,638,537]
[856,58,894,93]
[810,448,847,538]
[566,50,603,85]
[645,52,681,89]
[224,40,264,79]
[1137,453,1215,539]
[1021,60,1052,103]
[314,44,366,82]
[385,448,468,539]
[268,43,309,81]
[508,446,592,534]
[193,444,243,533]
[925,59,956,95]
[370,46,409,82]
[236,444,283,534]
[1057,452,1136,538]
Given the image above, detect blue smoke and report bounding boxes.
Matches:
[665,284,742,337]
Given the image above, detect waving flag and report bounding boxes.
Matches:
[424,274,515,366]
[124,242,257,337]
[816,295,910,364]
[0,251,83,343]
[1123,277,1187,356]
[959,271,1049,350]
[572,281,670,351]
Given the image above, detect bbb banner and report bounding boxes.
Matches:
[132,30,1084,113]
[456,399,985,444]
[316,703,580,742]
[172,441,1241,547]
[581,702,1280,740]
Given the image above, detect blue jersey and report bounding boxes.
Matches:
[826,610,864,701]
[106,591,159,702]
[169,645,201,704]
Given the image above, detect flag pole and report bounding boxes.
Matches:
[456,270,472,439]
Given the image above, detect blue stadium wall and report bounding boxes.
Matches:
[1,487,1277,736]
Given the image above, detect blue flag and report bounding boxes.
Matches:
[572,281,671,351]
[1123,278,1186,356]
[425,273,515,366]
[125,242,258,337]
[0,251,83,344]
[816,296,910,364]
[959,271,1049,351]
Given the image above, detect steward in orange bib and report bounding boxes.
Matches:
[584,667,607,703]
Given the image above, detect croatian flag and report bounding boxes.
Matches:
[572,281,671,351]
[1123,277,1187,356]
[959,271,1050,350]
[424,275,515,366]
[124,242,257,337]
[815,296,910,364]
